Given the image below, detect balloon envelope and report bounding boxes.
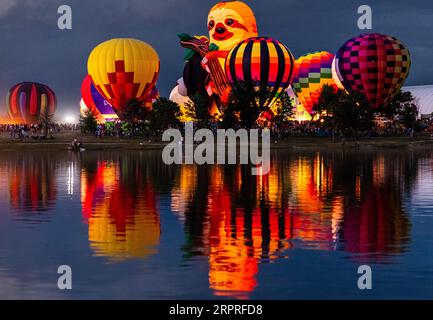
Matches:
[81,75,118,123]
[225,37,295,110]
[334,33,411,108]
[7,82,56,124]
[87,38,160,114]
[291,51,336,115]
[169,85,193,122]
[208,1,258,52]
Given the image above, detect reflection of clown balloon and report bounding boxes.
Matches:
[7,82,56,124]
[81,75,118,123]
[334,33,411,108]
[208,1,258,53]
[291,51,337,115]
[225,37,295,110]
[169,85,193,122]
[87,38,160,115]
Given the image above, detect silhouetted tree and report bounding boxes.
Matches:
[380,90,419,129]
[148,97,182,132]
[314,85,373,137]
[80,109,97,134]
[272,91,295,127]
[184,93,213,128]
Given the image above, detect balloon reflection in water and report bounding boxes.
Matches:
[7,154,57,217]
[81,159,160,261]
[340,155,411,259]
[171,151,411,298]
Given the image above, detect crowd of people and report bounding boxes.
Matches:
[0,123,79,139]
[1,116,433,141]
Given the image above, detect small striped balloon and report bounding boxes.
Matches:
[7,82,57,124]
[225,37,295,110]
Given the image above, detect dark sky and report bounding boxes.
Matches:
[0,0,432,120]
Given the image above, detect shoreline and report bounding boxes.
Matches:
[0,132,432,151]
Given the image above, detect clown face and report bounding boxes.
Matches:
[208,1,258,52]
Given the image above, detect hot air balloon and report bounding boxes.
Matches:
[143,87,160,109]
[7,82,56,124]
[207,1,258,73]
[291,51,337,115]
[285,86,312,121]
[208,1,258,53]
[225,37,295,110]
[81,75,118,123]
[169,85,194,122]
[334,33,411,109]
[87,38,160,115]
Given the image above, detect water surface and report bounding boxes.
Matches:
[0,148,432,299]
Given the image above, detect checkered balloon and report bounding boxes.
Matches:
[291,51,336,115]
[87,38,160,115]
[334,33,411,108]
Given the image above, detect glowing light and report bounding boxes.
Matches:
[64,115,76,124]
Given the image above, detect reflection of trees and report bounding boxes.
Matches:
[171,149,418,297]
[80,153,161,262]
[7,153,57,216]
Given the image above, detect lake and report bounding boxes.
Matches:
[0,148,432,299]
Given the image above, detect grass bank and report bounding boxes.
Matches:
[0,131,432,151]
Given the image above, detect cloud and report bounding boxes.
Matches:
[0,0,18,18]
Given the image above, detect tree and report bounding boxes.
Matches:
[121,98,150,138]
[148,97,182,133]
[224,80,270,129]
[39,105,55,138]
[221,80,289,129]
[184,93,213,128]
[122,98,149,123]
[272,91,295,127]
[378,90,419,129]
[80,109,97,134]
[314,85,373,137]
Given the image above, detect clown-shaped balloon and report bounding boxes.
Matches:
[208,1,258,52]
[207,1,258,73]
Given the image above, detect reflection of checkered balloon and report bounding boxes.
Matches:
[335,33,411,108]
[292,51,336,115]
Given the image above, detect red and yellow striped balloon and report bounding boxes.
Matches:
[7,82,57,124]
[225,37,294,110]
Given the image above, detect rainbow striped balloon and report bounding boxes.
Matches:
[7,82,57,124]
[225,37,294,109]
[291,51,337,115]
